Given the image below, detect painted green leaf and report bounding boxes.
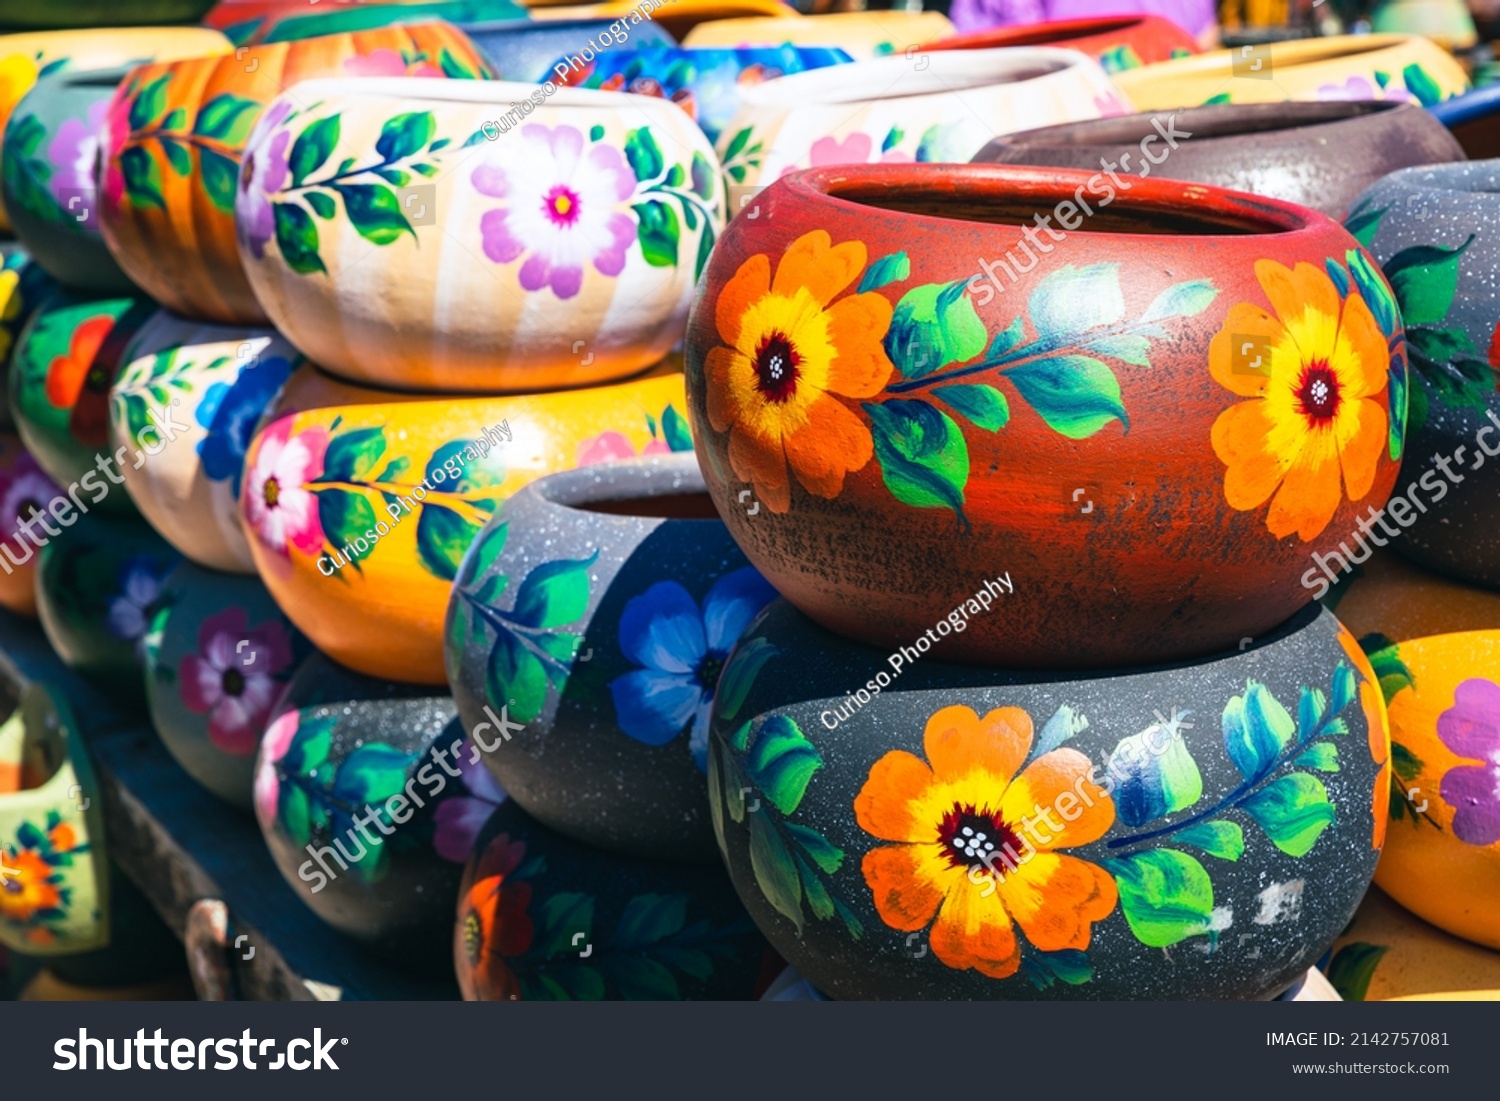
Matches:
[1295,742,1341,771]
[332,742,415,807]
[747,812,802,932]
[160,137,191,177]
[661,405,692,451]
[689,150,715,199]
[301,189,335,220]
[716,636,775,724]
[881,126,903,151]
[611,893,687,949]
[1401,63,1445,107]
[1384,236,1474,326]
[486,631,549,723]
[193,93,261,145]
[1034,705,1089,757]
[1241,773,1335,857]
[1102,848,1213,948]
[633,199,679,268]
[273,202,324,274]
[602,956,681,1000]
[588,123,605,142]
[987,315,1025,359]
[932,383,1009,431]
[1387,353,1407,461]
[1028,262,1124,337]
[1083,332,1152,366]
[864,398,970,518]
[375,111,436,163]
[511,552,597,629]
[623,126,664,183]
[424,438,506,494]
[1325,942,1388,1001]
[1201,92,1231,105]
[128,74,170,131]
[665,163,685,188]
[1139,278,1217,322]
[1174,820,1244,861]
[534,892,594,958]
[546,965,607,1001]
[415,503,477,582]
[467,520,508,580]
[797,853,836,920]
[375,167,409,188]
[374,455,410,483]
[290,115,340,187]
[1390,741,1423,784]
[285,714,333,775]
[785,821,843,874]
[1023,949,1094,989]
[1346,248,1399,337]
[279,784,312,846]
[332,182,413,245]
[858,251,910,293]
[119,146,165,209]
[884,279,986,378]
[198,146,239,212]
[1222,680,1295,783]
[1344,201,1385,250]
[1325,258,1351,297]
[323,426,386,481]
[744,715,822,816]
[1006,354,1128,438]
[1110,721,1204,827]
[721,126,752,163]
[316,488,378,556]
[694,224,714,283]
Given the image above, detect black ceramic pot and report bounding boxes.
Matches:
[973,101,1465,219]
[707,600,1388,1000]
[1346,160,1500,588]
[253,651,507,969]
[446,453,776,863]
[455,799,776,1000]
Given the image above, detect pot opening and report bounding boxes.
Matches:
[577,492,723,520]
[1003,100,1395,148]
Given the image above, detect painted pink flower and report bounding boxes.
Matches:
[1438,678,1500,847]
[1093,90,1132,117]
[237,100,294,260]
[47,98,109,228]
[243,418,327,557]
[100,83,134,211]
[343,49,442,78]
[179,607,295,757]
[0,452,61,552]
[471,123,638,299]
[254,709,299,830]
[780,133,911,179]
[432,742,507,862]
[576,431,670,467]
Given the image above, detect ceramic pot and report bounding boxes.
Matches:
[0,1,216,28]
[558,43,848,147]
[716,48,1128,193]
[238,80,721,394]
[455,798,774,999]
[143,561,307,809]
[240,360,691,684]
[1324,885,1500,1000]
[972,101,1465,222]
[0,28,233,234]
[684,164,1406,668]
[10,289,156,515]
[921,15,1197,74]
[682,11,951,59]
[535,0,796,43]
[1367,629,1500,950]
[1113,34,1469,111]
[0,684,108,955]
[1431,84,1500,161]
[462,17,675,83]
[35,512,181,703]
[97,23,494,326]
[447,454,775,862]
[251,2,528,44]
[0,430,60,617]
[1371,0,1477,51]
[706,599,1387,999]
[1322,551,1500,643]
[0,245,58,429]
[109,312,303,573]
[1347,162,1500,589]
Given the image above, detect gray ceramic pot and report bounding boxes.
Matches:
[973,101,1465,219]
[707,600,1387,1000]
[445,453,776,863]
[1345,160,1500,588]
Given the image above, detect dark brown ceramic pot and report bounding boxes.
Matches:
[973,101,1465,220]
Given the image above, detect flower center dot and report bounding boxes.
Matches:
[696,650,725,691]
[263,476,280,509]
[937,804,1026,873]
[463,911,483,965]
[222,668,245,697]
[753,332,800,404]
[543,184,581,227]
[1297,361,1341,424]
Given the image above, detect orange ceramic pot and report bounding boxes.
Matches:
[96,21,493,325]
[240,360,691,683]
[1325,551,1500,643]
[1324,886,1500,1001]
[1370,629,1500,949]
[0,429,59,616]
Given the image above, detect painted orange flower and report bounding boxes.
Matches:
[455,833,534,1001]
[1339,628,1391,850]
[704,229,894,513]
[855,705,1117,979]
[1210,260,1389,541]
[0,847,61,924]
[44,315,114,410]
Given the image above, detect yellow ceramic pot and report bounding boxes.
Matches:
[1327,552,1500,643]
[108,310,305,573]
[0,27,232,232]
[531,0,797,42]
[237,79,722,393]
[240,361,692,683]
[1113,34,1468,111]
[682,10,953,59]
[1325,886,1500,1000]
[1371,629,1500,950]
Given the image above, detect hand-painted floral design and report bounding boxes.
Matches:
[792,132,912,175]
[236,100,293,260]
[857,705,1117,978]
[1341,629,1391,850]
[610,566,777,770]
[2,96,107,231]
[456,832,533,1001]
[433,746,507,862]
[43,315,113,410]
[243,419,328,557]
[1436,678,1500,847]
[105,554,172,650]
[342,49,442,78]
[0,812,89,947]
[0,451,62,552]
[254,708,298,830]
[576,404,693,466]
[704,229,895,513]
[46,100,109,220]
[178,607,295,756]
[196,354,296,496]
[1210,259,1390,541]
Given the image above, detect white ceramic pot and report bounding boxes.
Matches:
[715,46,1131,192]
[236,78,725,394]
[108,310,303,573]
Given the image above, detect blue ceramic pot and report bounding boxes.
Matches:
[462,16,675,85]
[566,43,852,145]
[1429,82,1500,159]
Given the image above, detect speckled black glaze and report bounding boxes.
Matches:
[446,453,774,863]
[707,600,1385,1000]
[1350,161,1500,588]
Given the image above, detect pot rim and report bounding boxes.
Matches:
[776,161,1319,240]
[1430,81,1500,125]
[920,13,1176,51]
[269,75,693,114]
[1367,159,1500,199]
[1121,33,1433,78]
[736,46,1100,109]
[521,452,721,522]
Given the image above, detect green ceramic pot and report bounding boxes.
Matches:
[35,511,181,704]
[0,244,58,430]
[10,289,155,515]
[143,561,307,810]
[0,0,216,28]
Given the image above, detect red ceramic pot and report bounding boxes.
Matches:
[683,163,1407,668]
[920,14,1197,73]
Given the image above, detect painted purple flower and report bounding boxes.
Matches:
[1437,678,1500,847]
[45,98,109,228]
[179,608,295,757]
[237,100,295,260]
[105,555,172,652]
[471,123,638,300]
[432,741,507,862]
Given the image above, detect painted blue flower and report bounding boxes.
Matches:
[609,565,776,771]
[195,354,295,497]
[105,554,175,653]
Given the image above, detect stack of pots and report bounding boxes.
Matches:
[676,162,1400,999]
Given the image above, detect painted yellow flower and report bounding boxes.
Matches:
[1210,259,1389,541]
[0,50,39,125]
[704,230,894,513]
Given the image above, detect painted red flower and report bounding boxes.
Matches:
[455,833,534,1001]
